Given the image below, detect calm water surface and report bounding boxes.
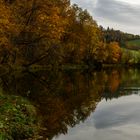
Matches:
[53,94,140,140]
[3,68,140,139]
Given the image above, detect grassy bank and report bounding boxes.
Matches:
[125,39,140,50]
[0,93,40,140]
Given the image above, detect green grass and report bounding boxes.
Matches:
[126,39,140,50]
[0,93,40,140]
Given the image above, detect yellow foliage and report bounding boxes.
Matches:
[12,0,67,40]
[0,1,18,48]
[107,42,121,63]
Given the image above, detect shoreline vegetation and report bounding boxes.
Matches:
[0,63,140,75]
[0,93,40,140]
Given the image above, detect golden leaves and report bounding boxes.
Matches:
[108,42,121,63]
[0,1,17,48]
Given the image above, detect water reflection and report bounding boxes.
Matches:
[1,68,140,139]
[94,95,140,129]
[56,95,140,140]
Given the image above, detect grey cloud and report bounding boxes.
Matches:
[95,0,140,25]
[71,0,140,34]
[93,101,140,129]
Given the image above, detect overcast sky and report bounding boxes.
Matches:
[70,0,140,34]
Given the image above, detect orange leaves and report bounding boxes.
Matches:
[14,0,68,43]
[0,0,123,65]
[107,42,121,63]
[0,1,18,48]
[38,1,67,41]
[108,70,120,93]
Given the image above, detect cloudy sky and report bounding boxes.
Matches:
[71,0,140,34]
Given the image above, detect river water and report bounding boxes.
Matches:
[3,68,140,139]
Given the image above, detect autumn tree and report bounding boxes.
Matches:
[0,0,133,67]
[61,4,104,65]
[61,4,87,63]
[0,0,18,64]
[107,42,121,63]
[4,0,69,65]
[83,24,106,65]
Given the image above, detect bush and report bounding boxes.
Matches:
[0,94,39,140]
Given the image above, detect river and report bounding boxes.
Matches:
[2,68,140,139]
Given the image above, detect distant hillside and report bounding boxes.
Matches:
[100,26,140,46]
[125,39,140,50]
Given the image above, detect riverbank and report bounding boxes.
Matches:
[0,63,140,75]
[0,93,40,140]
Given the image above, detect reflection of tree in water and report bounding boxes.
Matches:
[103,68,140,100]
[0,71,102,139]
[0,68,140,139]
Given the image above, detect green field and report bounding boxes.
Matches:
[126,39,140,50]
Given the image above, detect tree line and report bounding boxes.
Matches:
[0,0,139,68]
